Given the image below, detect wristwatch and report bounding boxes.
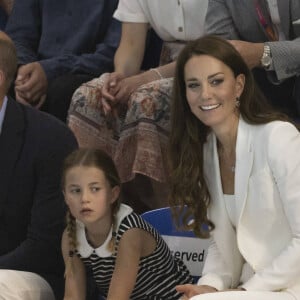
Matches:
[260,45,272,69]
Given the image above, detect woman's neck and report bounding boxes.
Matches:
[214,115,239,154]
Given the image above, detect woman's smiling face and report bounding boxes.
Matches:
[184,54,245,131]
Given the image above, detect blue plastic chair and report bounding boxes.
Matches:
[141,207,210,282]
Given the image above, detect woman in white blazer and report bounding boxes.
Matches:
[168,35,300,300]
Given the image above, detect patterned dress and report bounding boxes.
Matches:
[75,204,193,299]
[68,75,173,183]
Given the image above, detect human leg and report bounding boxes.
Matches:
[190,290,295,300]
[0,270,55,300]
[68,76,173,183]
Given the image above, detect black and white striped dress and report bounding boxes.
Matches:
[75,204,193,299]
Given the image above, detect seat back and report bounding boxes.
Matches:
[141,207,210,280]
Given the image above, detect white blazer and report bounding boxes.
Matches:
[198,118,300,299]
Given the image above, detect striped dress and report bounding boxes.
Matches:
[75,204,193,299]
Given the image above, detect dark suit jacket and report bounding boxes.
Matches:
[0,98,78,299]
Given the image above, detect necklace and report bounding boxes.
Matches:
[218,146,236,173]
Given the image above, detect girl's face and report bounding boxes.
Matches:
[184,54,245,131]
[64,166,120,226]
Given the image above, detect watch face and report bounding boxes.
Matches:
[261,55,272,67]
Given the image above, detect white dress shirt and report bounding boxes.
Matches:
[0,96,8,135]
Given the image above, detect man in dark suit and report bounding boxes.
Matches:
[0,32,78,299]
[205,0,300,118]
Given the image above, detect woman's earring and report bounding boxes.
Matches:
[235,97,240,108]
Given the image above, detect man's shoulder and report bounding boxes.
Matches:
[18,103,78,151]
[24,104,73,134]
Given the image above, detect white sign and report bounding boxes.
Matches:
[162,235,210,277]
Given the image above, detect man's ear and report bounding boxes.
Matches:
[0,70,5,88]
[111,186,120,204]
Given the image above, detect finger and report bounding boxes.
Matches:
[176,284,190,293]
[15,83,29,93]
[16,64,33,79]
[17,78,46,102]
[15,77,28,86]
[19,75,40,93]
[114,87,131,105]
[102,79,117,101]
[109,78,117,88]
[101,98,111,115]
[109,72,124,87]
[176,284,196,298]
[15,77,37,94]
[15,88,28,100]
[104,84,122,101]
[101,88,116,102]
[102,73,124,99]
[29,88,45,103]
[16,90,38,104]
[15,93,30,106]
[33,94,46,109]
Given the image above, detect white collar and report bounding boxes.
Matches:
[0,96,8,135]
[76,204,133,258]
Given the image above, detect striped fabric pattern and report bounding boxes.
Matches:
[78,212,192,299]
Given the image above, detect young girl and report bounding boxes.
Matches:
[61,148,192,300]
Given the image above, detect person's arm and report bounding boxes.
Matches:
[113,22,148,77]
[106,228,145,300]
[205,0,300,80]
[101,22,176,111]
[205,0,263,69]
[62,230,86,300]
[0,120,78,273]
[241,122,300,291]
[39,17,121,81]
[6,0,121,81]
[114,22,175,79]
[266,38,300,81]
[100,21,149,110]
[5,0,40,64]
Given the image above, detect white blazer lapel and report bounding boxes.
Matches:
[204,133,244,287]
[235,118,254,226]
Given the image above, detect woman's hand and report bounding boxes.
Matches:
[100,72,149,115]
[176,284,218,299]
[101,72,125,101]
[100,72,125,115]
[109,75,144,104]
